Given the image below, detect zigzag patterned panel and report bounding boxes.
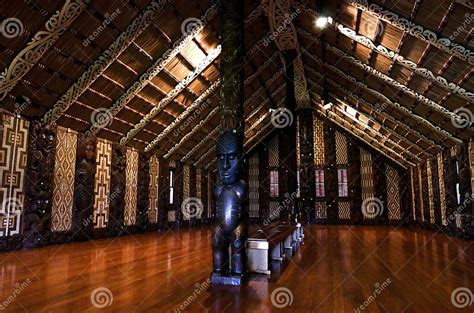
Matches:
[92,138,112,229]
[148,156,159,224]
[124,148,138,226]
[410,168,416,221]
[437,153,447,225]
[338,201,351,220]
[249,153,259,218]
[182,165,190,220]
[360,148,375,220]
[426,160,435,224]
[313,115,325,165]
[0,115,28,237]
[315,202,327,219]
[196,168,202,220]
[335,131,348,165]
[417,164,424,223]
[470,142,474,197]
[385,165,401,221]
[268,135,279,167]
[51,126,77,232]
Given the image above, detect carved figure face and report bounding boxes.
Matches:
[216,131,242,185]
[84,144,95,161]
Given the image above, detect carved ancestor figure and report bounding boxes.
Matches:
[211,131,248,278]
[72,138,96,241]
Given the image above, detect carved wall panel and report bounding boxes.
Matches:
[385,165,401,221]
[124,148,138,226]
[0,115,29,238]
[92,138,112,229]
[148,156,159,224]
[417,164,425,223]
[23,121,55,248]
[51,126,77,232]
[426,160,435,224]
[409,168,416,222]
[136,153,150,231]
[195,168,202,220]
[108,143,126,236]
[72,135,96,241]
[182,165,190,221]
[268,135,279,167]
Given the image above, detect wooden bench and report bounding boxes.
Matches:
[246,223,303,274]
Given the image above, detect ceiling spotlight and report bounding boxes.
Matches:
[315,16,333,28]
[323,102,333,110]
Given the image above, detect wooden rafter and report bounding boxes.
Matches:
[344,0,474,65]
[0,0,89,101]
[85,2,221,137]
[42,0,173,126]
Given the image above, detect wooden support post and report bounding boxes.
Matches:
[298,108,315,223]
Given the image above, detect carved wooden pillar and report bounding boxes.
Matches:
[298,108,315,223]
[443,150,457,234]
[458,142,472,214]
[324,123,337,223]
[279,49,299,221]
[23,120,56,248]
[258,147,269,221]
[348,139,362,224]
[219,0,244,135]
[158,159,170,228]
[72,134,97,241]
[107,143,126,237]
[399,169,411,226]
[136,152,150,232]
[430,159,442,226]
[420,162,430,226]
[174,162,183,226]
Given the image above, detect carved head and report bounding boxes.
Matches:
[216,131,243,185]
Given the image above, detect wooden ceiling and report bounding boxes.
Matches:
[0,0,472,169]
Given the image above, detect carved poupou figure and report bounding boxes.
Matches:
[212,131,248,277]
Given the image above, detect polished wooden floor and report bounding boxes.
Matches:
[0,225,473,312]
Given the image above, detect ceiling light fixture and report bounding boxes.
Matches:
[315,16,333,28]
